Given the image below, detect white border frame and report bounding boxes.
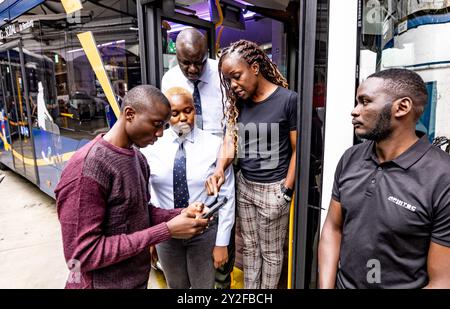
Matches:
[320,0,359,231]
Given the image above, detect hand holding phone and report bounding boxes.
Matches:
[202,197,228,219]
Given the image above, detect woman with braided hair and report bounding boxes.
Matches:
[205,40,298,288]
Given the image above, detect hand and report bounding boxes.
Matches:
[182,201,206,219]
[213,246,228,269]
[205,169,225,196]
[166,211,209,240]
[149,245,158,269]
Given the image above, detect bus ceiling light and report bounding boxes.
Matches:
[242,0,289,10]
[234,0,253,6]
[243,11,256,19]
[175,0,206,6]
[167,24,193,33]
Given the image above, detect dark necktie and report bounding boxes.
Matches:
[192,80,203,129]
[173,138,189,208]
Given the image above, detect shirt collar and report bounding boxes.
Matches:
[169,125,196,144]
[363,133,431,170]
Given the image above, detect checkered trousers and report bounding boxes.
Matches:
[236,170,290,289]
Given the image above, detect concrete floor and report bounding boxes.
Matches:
[0,169,168,289]
[0,170,67,288]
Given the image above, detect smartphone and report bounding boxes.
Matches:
[201,197,228,219]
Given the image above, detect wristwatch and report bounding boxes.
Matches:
[280,184,294,202]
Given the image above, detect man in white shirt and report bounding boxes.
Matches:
[161,28,224,137]
[141,87,235,289]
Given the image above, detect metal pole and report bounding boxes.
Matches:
[137,0,148,84]
[293,0,318,289]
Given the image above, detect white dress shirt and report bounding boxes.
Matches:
[141,127,235,247]
[161,59,224,137]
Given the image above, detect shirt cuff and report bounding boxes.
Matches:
[215,229,231,247]
[152,222,173,243]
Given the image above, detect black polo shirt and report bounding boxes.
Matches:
[332,135,450,289]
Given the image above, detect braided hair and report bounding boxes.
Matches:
[218,40,289,153]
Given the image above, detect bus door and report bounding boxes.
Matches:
[137,0,294,283]
[0,53,15,170]
[0,40,39,185]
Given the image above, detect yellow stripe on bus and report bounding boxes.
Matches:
[77,31,121,118]
[0,132,11,151]
[61,0,83,14]
[10,149,75,166]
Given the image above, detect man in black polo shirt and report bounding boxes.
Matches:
[318,69,450,289]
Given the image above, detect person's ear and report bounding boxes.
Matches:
[124,106,136,122]
[393,97,413,118]
[251,62,260,76]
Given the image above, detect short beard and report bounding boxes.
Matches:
[357,103,393,142]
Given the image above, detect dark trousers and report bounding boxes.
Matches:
[156,221,217,289]
[214,224,235,289]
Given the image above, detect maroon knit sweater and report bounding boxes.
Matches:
[55,135,181,289]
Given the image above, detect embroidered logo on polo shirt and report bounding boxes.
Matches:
[388,196,417,212]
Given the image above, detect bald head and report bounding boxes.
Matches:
[121,85,169,115]
[176,28,207,54]
[176,28,208,81]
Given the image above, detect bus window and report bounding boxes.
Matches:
[359,0,450,142]
[0,0,142,196]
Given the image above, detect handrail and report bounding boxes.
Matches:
[433,136,450,154]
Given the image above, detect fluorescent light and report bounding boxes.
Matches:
[99,39,125,47]
[67,47,84,54]
[244,11,256,18]
[235,0,253,5]
[167,24,193,33]
[67,39,125,54]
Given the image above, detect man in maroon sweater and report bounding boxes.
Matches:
[55,85,208,289]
